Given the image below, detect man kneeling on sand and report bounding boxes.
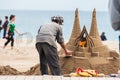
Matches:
[36,16,72,75]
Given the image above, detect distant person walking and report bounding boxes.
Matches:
[119,35,120,52]
[0,18,2,30]
[0,18,2,25]
[36,16,72,75]
[0,18,2,38]
[3,15,20,49]
[2,16,9,39]
[109,0,120,52]
[100,32,107,41]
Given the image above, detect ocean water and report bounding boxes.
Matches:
[0,10,119,41]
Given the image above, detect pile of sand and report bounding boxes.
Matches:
[0,40,119,75]
[0,57,119,75]
[0,65,22,75]
[0,64,40,75]
[59,57,119,75]
[24,64,40,75]
[0,64,41,75]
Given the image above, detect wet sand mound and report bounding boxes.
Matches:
[0,59,119,75]
[0,65,22,75]
[0,64,40,75]
[24,64,40,75]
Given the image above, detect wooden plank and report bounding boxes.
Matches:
[13,76,25,80]
[70,77,80,80]
[106,77,116,80]
[0,76,8,80]
[0,76,118,80]
[115,77,120,80]
[89,77,98,80]
[34,76,43,80]
[25,76,34,80]
[97,77,107,80]
[61,77,71,80]
[5,76,16,80]
[52,76,62,80]
[42,75,52,80]
[79,77,88,80]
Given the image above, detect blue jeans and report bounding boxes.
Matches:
[3,29,6,38]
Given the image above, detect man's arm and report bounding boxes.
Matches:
[6,26,10,38]
[109,0,120,31]
[60,42,71,55]
[57,26,72,55]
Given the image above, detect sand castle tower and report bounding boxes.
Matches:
[89,8,103,47]
[59,8,81,54]
[67,8,81,48]
[87,8,110,57]
[69,8,81,42]
[74,25,95,57]
[59,8,120,75]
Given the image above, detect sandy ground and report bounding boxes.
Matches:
[103,41,119,53]
[0,39,119,72]
[0,39,39,72]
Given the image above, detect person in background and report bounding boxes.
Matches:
[0,18,2,26]
[100,32,107,41]
[119,35,120,52]
[3,15,20,49]
[36,16,72,75]
[109,0,120,52]
[0,18,2,29]
[2,16,9,39]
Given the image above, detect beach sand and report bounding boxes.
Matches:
[0,39,39,72]
[0,39,119,75]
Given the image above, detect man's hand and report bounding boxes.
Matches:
[65,49,73,56]
[60,42,73,56]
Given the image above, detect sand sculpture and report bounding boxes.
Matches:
[0,8,119,75]
[59,8,120,75]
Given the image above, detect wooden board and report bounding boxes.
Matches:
[0,76,119,80]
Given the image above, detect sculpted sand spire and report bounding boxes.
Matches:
[59,8,81,55]
[89,8,102,46]
[68,8,81,45]
[89,8,100,39]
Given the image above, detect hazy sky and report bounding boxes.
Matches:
[0,0,109,11]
